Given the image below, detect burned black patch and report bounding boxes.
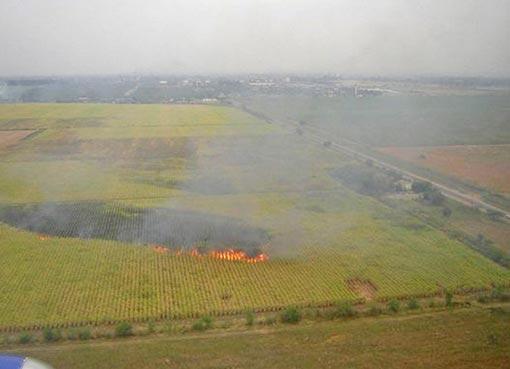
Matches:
[0,202,269,255]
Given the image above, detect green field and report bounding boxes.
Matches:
[0,103,509,330]
[242,95,510,146]
[5,307,510,369]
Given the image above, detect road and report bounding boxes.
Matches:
[237,102,510,219]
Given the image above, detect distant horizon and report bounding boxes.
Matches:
[2,73,510,81]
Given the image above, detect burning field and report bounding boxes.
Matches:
[1,103,509,331]
[0,202,270,258]
[152,245,269,263]
[378,144,510,194]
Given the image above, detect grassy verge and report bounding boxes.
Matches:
[3,301,509,369]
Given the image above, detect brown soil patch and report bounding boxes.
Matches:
[346,278,377,301]
[378,144,510,194]
[0,130,37,150]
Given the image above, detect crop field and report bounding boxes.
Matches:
[242,95,510,146]
[0,103,509,330]
[0,129,36,151]
[378,145,510,195]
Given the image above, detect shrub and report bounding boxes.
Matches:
[445,291,453,307]
[18,332,33,344]
[115,322,133,337]
[412,181,432,193]
[407,298,420,310]
[423,188,445,206]
[387,299,400,313]
[163,322,173,334]
[43,327,62,342]
[67,328,79,341]
[245,310,255,326]
[78,328,92,340]
[334,302,357,318]
[442,207,452,217]
[192,316,213,331]
[280,307,301,324]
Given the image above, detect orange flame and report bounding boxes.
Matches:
[208,248,268,263]
[152,245,169,254]
[38,234,50,241]
[152,245,269,263]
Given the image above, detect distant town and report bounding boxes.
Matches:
[1,75,509,104]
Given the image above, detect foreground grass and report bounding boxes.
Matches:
[5,306,510,369]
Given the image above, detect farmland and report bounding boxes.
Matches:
[0,103,509,331]
[378,145,510,195]
[0,129,36,151]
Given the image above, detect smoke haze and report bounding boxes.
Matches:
[1,0,509,77]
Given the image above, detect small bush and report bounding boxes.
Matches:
[67,328,79,341]
[245,310,255,326]
[445,291,453,307]
[192,316,213,331]
[18,332,33,344]
[201,316,213,329]
[163,322,173,334]
[334,302,357,318]
[78,328,92,341]
[43,327,62,342]
[442,207,452,217]
[407,298,420,310]
[280,307,301,324]
[387,299,400,313]
[115,322,133,337]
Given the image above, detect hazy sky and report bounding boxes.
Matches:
[1,0,509,77]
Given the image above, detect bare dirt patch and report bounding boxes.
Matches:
[346,278,378,301]
[0,130,37,150]
[378,144,510,194]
